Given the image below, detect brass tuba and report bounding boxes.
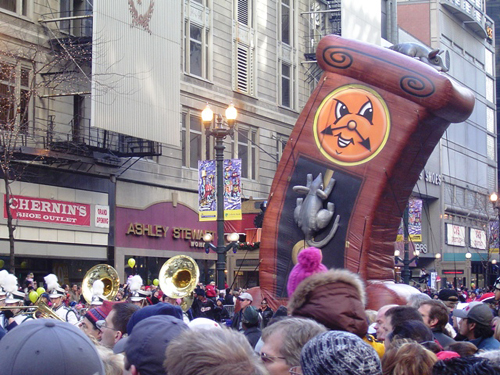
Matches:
[159,255,200,312]
[82,264,120,303]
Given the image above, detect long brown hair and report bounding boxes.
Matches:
[382,339,438,375]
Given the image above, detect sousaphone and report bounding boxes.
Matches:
[159,255,200,311]
[82,264,120,303]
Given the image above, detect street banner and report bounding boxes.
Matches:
[489,221,499,254]
[408,198,422,242]
[198,159,242,221]
[198,160,216,221]
[223,159,242,221]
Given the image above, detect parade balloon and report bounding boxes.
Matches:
[153,278,159,286]
[128,258,136,268]
[20,261,27,269]
[0,259,4,268]
[29,291,38,303]
[36,287,45,296]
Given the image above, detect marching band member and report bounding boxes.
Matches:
[0,270,8,328]
[129,275,149,307]
[45,273,79,325]
[4,273,31,330]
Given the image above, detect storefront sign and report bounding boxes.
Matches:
[125,223,215,248]
[126,223,169,237]
[419,170,442,186]
[4,195,90,226]
[470,228,486,250]
[446,223,465,246]
[95,205,110,228]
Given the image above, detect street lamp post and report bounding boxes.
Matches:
[395,204,420,284]
[489,192,500,287]
[202,103,239,291]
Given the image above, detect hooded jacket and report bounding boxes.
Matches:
[288,268,368,337]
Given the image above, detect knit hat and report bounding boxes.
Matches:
[85,307,108,329]
[287,247,328,296]
[301,331,382,375]
[0,319,105,375]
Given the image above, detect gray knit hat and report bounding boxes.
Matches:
[301,331,382,375]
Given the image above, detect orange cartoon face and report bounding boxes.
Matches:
[313,85,390,166]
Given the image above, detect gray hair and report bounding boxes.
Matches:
[407,293,431,308]
[476,349,500,366]
[164,328,267,375]
[261,317,327,366]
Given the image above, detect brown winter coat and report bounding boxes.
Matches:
[287,268,368,337]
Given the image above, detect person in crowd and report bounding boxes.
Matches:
[457,288,467,303]
[214,298,229,323]
[300,330,382,375]
[0,319,106,375]
[407,293,431,309]
[242,305,261,349]
[494,276,500,317]
[99,302,139,350]
[453,301,500,351]
[224,288,234,305]
[121,315,188,375]
[445,341,478,357]
[438,289,459,324]
[193,287,215,320]
[232,292,254,331]
[467,290,478,303]
[374,305,398,341]
[382,339,438,375]
[260,317,327,375]
[68,283,80,303]
[164,325,268,375]
[288,267,385,357]
[258,298,274,328]
[45,273,79,325]
[384,320,434,348]
[476,349,500,367]
[205,281,217,301]
[432,356,500,374]
[418,300,456,347]
[382,305,423,339]
[95,345,126,375]
[80,303,112,341]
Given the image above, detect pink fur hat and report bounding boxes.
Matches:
[287,247,328,297]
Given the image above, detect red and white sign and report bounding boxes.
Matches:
[470,228,486,250]
[446,223,465,247]
[4,195,90,226]
[95,205,110,228]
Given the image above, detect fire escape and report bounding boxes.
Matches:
[18,2,163,168]
[301,0,342,90]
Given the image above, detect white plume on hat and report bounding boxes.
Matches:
[92,280,105,297]
[4,274,18,294]
[44,273,60,292]
[129,275,143,293]
[0,269,9,287]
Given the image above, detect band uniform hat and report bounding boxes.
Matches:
[438,289,459,302]
[238,292,253,302]
[0,319,105,375]
[453,302,494,326]
[5,290,25,304]
[130,289,150,302]
[48,286,65,299]
[120,315,188,375]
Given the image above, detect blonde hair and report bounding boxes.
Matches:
[164,327,267,375]
[382,340,437,375]
[95,344,126,375]
[365,309,377,325]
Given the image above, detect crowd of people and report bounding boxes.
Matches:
[1,247,500,374]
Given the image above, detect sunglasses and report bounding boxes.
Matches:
[260,352,286,364]
[289,366,302,375]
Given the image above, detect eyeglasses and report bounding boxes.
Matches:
[260,352,286,364]
[96,320,118,331]
[289,367,302,375]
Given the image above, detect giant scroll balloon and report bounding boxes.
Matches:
[259,35,475,309]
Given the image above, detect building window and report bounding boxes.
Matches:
[234,0,255,95]
[184,0,210,79]
[487,135,495,160]
[275,133,288,167]
[278,0,296,109]
[181,110,203,169]
[236,126,257,179]
[0,0,29,16]
[487,107,495,133]
[486,77,494,103]
[0,61,30,133]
